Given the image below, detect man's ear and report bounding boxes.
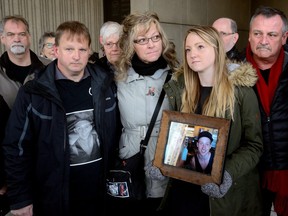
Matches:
[54,46,59,58]
[233,33,239,43]
[0,34,5,44]
[281,32,288,45]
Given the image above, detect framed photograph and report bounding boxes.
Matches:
[153,110,231,185]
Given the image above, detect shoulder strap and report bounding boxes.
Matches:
[140,71,172,154]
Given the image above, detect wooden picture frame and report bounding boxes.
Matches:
[153,110,231,185]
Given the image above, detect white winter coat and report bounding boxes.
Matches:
[116,66,170,198]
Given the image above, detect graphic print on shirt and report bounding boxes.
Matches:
[66,109,102,166]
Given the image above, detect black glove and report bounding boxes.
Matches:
[201,170,232,198]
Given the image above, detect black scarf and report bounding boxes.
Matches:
[131,54,167,76]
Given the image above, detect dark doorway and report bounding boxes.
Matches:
[103,0,130,23]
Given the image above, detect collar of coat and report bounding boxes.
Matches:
[227,62,258,87]
[172,62,258,88]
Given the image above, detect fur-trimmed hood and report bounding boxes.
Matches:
[227,62,258,87]
[171,62,258,88]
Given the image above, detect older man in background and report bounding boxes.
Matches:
[212,17,244,61]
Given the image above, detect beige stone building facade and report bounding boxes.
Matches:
[0,0,287,60]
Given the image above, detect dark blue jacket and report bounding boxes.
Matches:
[0,95,10,188]
[2,60,119,216]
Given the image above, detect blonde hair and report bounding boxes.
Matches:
[180,25,235,120]
[115,11,179,81]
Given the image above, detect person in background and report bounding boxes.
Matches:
[112,11,179,216]
[212,17,244,61]
[245,6,288,216]
[0,15,47,216]
[38,31,56,61]
[0,15,48,109]
[2,20,119,216]
[98,21,122,72]
[162,25,263,216]
[178,137,189,167]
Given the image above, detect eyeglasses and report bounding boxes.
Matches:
[219,32,235,37]
[104,42,119,49]
[3,32,28,39]
[133,34,161,45]
[44,43,54,49]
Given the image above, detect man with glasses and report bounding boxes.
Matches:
[212,17,244,61]
[0,15,48,216]
[0,15,49,109]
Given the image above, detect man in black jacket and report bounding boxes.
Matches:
[245,6,288,216]
[0,95,10,216]
[0,15,48,216]
[3,21,119,216]
[212,17,244,61]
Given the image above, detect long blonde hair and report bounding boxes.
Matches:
[115,11,179,81]
[180,25,234,120]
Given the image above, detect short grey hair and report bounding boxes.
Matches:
[250,6,288,34]
[38,31,56,52]
[230,18,238,33]
[99,21,122,45]
[1,15,30,34]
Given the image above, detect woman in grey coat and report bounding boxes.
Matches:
[111,11,179,216]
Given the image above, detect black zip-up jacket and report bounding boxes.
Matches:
[0,95,10,188]
[253,47,288,170]
[226,46,245,62]
[2,61,119,216]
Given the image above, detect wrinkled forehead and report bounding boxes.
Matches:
[4,20,28,32]
[105,34,120,43]
[251,14,284,32]
[213,20,231,32]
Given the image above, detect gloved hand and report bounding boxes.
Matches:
[144,161,166,181]
[201,170,232,198]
